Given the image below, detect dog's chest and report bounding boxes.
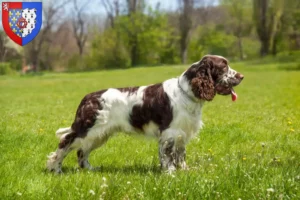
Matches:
[171,103,203,139]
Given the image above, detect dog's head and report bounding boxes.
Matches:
[184,55,244,101]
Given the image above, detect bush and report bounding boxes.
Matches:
[85,29,131,70]
[0,63,16,75]
[67,55,83,72]
[188,24,237,62]
[242,37,260,59]
[84,11,180,69]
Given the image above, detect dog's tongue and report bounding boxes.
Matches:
[231,89,237,102]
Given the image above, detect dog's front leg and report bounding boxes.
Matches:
[175,135,188,170]
[159,129,187,173]
[159,137,176,173]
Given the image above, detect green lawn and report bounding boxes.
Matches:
[0,61,299,199]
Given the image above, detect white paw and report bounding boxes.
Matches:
[166,165,176,174]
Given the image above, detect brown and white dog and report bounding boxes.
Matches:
[47,55,244,173]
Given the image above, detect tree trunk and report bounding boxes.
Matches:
[178,0,193,64]
[237,36,244,60]
[131,37,138,66]
[180,45,188,64]
[253,0,270,57]
[269,0,283,56]
[260,39,269,57]
[32,52,39,72]
[271,35,278,55]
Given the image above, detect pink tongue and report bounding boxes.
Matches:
[231,89,237,101]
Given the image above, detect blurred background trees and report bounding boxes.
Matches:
[0,0,299,73]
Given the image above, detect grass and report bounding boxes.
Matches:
[0,60,299,200]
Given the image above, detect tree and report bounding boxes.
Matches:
[71,0,90,70]
[272,0,300,53]
[24,0,70,71]
[222,0,252,60]
[253,0,284,56]
[101,0,124,67]
[101,0,120,28]
[125,0,145,66]
[0,31,8,62]
[178,0,193,64]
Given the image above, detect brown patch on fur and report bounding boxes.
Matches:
[71,90,107,138]
[206,56,229,81]
[117,86,139,95]
[130,83,173,132]
[190,72,215,101]
[58,132,77,149]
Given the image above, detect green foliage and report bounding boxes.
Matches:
[221,0,253,37]
[67,54,84,72]
[0,62,17,75]
[127,10,180,65]
[85,29,131,70]
[0,60,299,199]
[240,37,261,59]
[85,9,180,70]
[188,24,237,61]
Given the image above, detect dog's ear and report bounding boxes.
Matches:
[190,59,216,101]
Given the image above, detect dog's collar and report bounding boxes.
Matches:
[177,78,198,103]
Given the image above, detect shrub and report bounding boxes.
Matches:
[188,24,237,62]
[0,63,16,75]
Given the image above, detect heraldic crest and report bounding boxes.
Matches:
[2,2,42,46]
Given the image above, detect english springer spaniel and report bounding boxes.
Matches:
[47,55,244,173]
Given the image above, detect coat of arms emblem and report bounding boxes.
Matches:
[2,2,42,46]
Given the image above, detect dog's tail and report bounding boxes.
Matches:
[55,127,72,139]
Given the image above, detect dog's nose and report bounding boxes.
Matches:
[235,73,244,80]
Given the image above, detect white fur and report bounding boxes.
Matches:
[81,77,204,146]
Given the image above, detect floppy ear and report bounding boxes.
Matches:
[190,65,216,101]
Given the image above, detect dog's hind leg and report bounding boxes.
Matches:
[47,131,81,173]
[77,129,112,170]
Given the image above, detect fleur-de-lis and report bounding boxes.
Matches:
[16,11,21,17]
[12,28,17,33]
[11,17,17,22]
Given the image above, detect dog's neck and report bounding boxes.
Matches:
[178,73,203,104]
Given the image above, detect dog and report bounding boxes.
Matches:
[47,55,244,173]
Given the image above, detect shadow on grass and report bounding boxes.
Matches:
[44,164,162,175]
[93,164,162,174]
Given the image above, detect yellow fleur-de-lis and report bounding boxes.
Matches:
[9,22,13,27]
[11,17,17,22]
[12,28,17,33]
[9,11,13,16]
[16,11,21,16]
